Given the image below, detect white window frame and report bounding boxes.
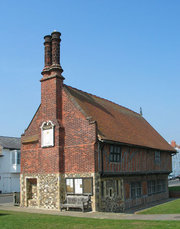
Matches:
[11,150,21,165]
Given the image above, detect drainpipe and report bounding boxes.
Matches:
[98,140,104,175]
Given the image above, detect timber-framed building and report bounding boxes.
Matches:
[20,31,175,211]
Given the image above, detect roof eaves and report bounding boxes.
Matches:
[98,138,176,153]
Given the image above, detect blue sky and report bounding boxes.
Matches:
[0,0,179,144]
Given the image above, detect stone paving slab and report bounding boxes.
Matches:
[0,205,180,221]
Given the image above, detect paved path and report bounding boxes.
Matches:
[0,194,13,204]
[0,204,180,221]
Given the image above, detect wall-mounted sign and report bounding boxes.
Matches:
[40,121,55,147]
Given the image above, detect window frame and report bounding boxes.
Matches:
[66,177,93,196]
[109,145,121,163]
[155,151,161,164]
[147,180,156,195]
[148,179,166,195]
[11,150,21,165]
[17,151,21,164]
[131,182,142,199]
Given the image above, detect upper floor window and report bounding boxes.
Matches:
[17,151,21,164]
[109,145,121,162]
[40,121,54,148]
[11,150,21,165]
[155,151,161,164]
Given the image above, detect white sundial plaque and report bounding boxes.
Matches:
[41,121,54,147]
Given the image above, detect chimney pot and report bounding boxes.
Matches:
[51,31,61,66]
[44,35,52,67]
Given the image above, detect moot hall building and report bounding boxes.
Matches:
[20,31,175,212]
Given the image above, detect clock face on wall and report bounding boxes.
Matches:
[41,121,54,147]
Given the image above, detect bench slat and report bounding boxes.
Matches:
[60,195,91,212]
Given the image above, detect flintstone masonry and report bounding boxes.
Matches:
[20,174,60,209]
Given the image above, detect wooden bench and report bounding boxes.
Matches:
[60,195,91,212]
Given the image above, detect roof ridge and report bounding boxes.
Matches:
[64,84,141,117]
[0,136,20,139]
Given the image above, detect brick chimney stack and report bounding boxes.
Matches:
[40,31,65,173]
[42,31,64,76]
[40,31,64,122]
[44,35,52,68]
[171,140,176,148]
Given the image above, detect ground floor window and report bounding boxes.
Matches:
[157,180,166,193]
[131,182,142,199]
[148,179,166,195]
[66,177,93,195]
[101,179,122,199]
[147,180,156,195]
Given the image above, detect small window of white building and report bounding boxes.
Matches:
[11,150,21,165]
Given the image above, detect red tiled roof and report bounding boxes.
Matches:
[64,85,175,152]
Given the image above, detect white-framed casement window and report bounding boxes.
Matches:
[155,151,161,164]
[40,121,55,147]
[11,150,21,165]
[66,177,93,195]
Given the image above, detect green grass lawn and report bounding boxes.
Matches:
[0,210,180,229]
[138,198,180,214]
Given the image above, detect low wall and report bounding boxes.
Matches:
[169,190,180,198]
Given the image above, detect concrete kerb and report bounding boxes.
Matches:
[0,205,180,221]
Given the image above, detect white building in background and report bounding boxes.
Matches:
[170,140,180,177]
[0,136,21,193]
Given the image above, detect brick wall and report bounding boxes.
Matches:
[21,73,64,174]
[21,86,97,175]
[63,89,96,173]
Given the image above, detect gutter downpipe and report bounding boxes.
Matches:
[98,139,105,176]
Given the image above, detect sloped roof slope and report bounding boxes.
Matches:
[0,136,21,150]
[64,85,174,152]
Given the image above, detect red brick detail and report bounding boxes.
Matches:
[21,61,65,174]
[63,89,96,173]
[21,84,96,175]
